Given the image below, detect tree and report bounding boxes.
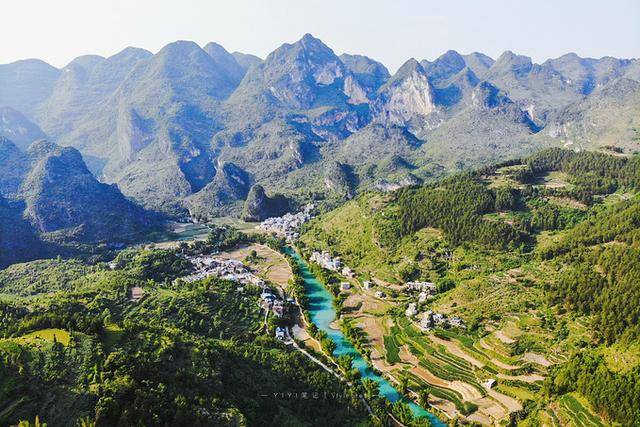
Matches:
[337,355,353,374]
[398,374,408,394]
[418,389,430,407]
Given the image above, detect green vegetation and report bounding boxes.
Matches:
[0,238,367,426]
[301,148,640,425]
[556,393,605,427]
[383,335,401,364]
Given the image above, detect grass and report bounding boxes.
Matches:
[102,323,124,351]
[383,336,401,364]
[496,384,535,401]
[11,328,71,346]
[300,193,450,283]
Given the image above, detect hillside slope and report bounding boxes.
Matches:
[300,148,640,425]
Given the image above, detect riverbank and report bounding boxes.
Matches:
[285,248,446,427]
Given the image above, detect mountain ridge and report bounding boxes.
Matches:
[1,35,638,218]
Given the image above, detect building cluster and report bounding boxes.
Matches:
[181,254,265,287]
[310,250,343,271]
[404,281,437,293]
[414,310,466,330]
[257,203,315,242]
[260,289,295,319]
[403,281,438,304]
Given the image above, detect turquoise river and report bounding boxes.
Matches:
[286,248,446,426]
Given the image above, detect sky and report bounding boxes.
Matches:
[2,0,639,72]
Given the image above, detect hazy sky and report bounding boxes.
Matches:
[2,0,639,72]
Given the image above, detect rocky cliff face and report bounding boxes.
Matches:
[375,59,436,128]
[0,107,47,151]
[0,137,31,198]
[471,81,538,130]
[0,37,637,218]
[340,53,390,96]
[186,162,252,219]
[323,161,356,200]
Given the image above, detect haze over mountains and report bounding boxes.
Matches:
[1,34,638,220]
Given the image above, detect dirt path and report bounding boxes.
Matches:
[497,372,545,383]
[486,388,522,413]
[522,352,552,367]
[494,330,516,344]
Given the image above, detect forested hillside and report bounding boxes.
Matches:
[301,148,640,425]
[0,235,367,426]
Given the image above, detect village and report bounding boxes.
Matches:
[257,203,315,242]
[402,281,466,330]
[179,252,297,339]
[308,250,465,331]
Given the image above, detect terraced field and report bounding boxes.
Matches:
[552,394,605,427]
[381,314,554,424]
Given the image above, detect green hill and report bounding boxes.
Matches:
[300,148,640,425]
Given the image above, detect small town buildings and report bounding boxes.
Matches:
[449,316,466,328]
[130,286,145,302]
[258,204,315,242]
[272,300,286,317]
[432,313,446,325]
[341,266,354,278]
[340,282,351,290]
[181,254,266,287]
[404,281,437,294]
[261,292,276,302]
[275,327,286,340]
[484,379,497,389]
[419,312,433,330]
[405,302,418,317]
[310,251,342,271]
[363,281,372,290]
[418,291,430,303]
[375,291,386,298]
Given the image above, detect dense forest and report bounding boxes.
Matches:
[0,230,368,426]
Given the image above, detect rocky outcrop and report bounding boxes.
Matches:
[241,184,291,222]
[471,81,538,131]
[373,173,422,192]
[340,53,390,95]
[324,161,356,200]
[186,162,252,219]
[0,137,31,198]
[375,59,436,127]
[116,107,154,161]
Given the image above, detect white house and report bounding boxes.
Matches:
[405,302,418,317]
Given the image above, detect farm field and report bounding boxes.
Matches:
[220,243,293,288]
